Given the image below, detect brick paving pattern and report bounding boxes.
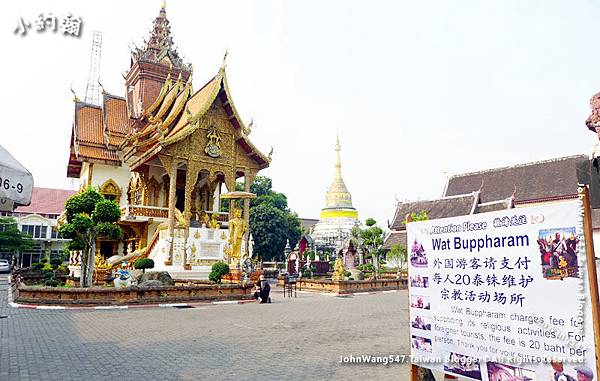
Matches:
[0,275,410,380]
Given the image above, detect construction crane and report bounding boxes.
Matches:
[84,31,103,105]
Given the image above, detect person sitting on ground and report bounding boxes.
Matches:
[259,275,271,304]
[252,280,261,301]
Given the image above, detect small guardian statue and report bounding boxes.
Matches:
[332,258,346,281]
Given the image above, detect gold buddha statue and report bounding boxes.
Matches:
[226,206,246,266]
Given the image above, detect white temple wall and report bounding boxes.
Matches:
[90,164,131,208]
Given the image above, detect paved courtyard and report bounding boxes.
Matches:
[0,275,410,380]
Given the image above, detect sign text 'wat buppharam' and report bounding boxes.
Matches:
[407,200,596,381]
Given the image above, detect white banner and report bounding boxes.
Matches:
[407,200,597,381]
[0,144,32,205]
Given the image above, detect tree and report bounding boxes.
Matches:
[284,212,302,250]
[249,177,272,196]
[354,218,385,279]
[244,176,302,261]
[0,217,33,262]
[405,210,428,224]
[386,243,407,278]
[350,226,365,264]
[249,203,288,261]
[59,188,122,288]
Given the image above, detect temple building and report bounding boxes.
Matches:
[310,136,359,252]
[384,155,586,251]
[65,3,270,278]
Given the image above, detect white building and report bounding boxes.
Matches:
[1,187,76,267]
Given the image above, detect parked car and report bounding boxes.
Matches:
[0,259,10,273]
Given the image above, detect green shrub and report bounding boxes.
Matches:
[209,261,230,284]
[344,271,351,277]
[42,270,54,280]
[42,263,53,271]
[31,262,45,272]
[56,264,69,273]
[50,258,63,268]
[308,251,316,261]
[44,279,59,287]
[364,263,375,272]
[302,269,312,278]
[134,258,155,273]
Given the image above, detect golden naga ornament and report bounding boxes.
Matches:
[205,126,221,158]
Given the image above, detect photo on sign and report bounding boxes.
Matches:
[411,239,428,268]
[443,352,482,380]
[486,361,535,381]
[540,360,593,381]
[410,294,430,310]
[411,315,431,331]
[537,227,578,280]
[410,275,429,288]
[411,335,432,353]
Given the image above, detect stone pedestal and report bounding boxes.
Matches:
[222,269,262,283]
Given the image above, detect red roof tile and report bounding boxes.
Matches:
[76,105,103,145]
[14,187,76,215]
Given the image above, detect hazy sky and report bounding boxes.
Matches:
[3,0,600,228]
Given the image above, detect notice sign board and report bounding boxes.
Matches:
[407,200,597,381]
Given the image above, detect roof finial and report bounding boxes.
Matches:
[221,48,229,70]
[160,0,166,10]
[70,83,80,102]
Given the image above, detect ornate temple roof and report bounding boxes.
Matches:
[67,2,269,177]
[67,92,130,177]
[320,135,357,219]
[130,1,190,71]
[121,66,271,171]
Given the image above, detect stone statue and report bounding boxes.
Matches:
[225,206,247,266]
[332,258,346,281]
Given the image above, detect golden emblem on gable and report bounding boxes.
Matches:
[205,126,221,158]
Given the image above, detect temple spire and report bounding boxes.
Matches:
[323,135,355,211]
[130,2,189,70]
[335,133,341,172]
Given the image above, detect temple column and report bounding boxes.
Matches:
[159,155,177,266]
[191,185,197,221]
[183,161,200,270]
[243,172,256,257]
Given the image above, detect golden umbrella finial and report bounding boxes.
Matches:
[160,0,166,10]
